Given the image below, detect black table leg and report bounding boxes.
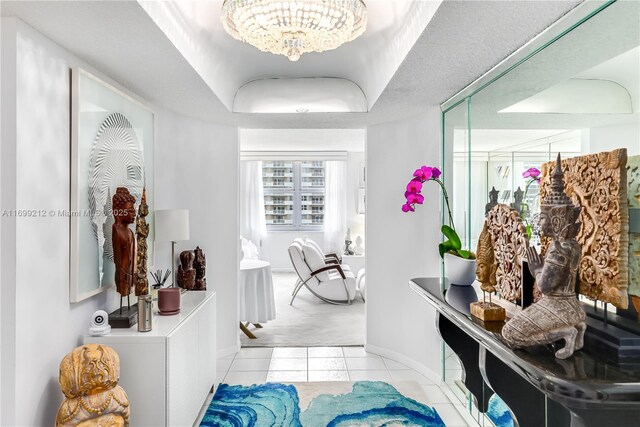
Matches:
[481,348,571,427]
[438,313,494,412]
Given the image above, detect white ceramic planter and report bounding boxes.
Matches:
[444,252,477,286]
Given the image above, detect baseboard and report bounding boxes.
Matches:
[217,343,240,358]
[364,343,442,384]
[271,268,295,273]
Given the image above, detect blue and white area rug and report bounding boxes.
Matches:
[200,381,446,427]
[487,394,514,427]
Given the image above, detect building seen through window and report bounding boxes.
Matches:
[263,161,325,230]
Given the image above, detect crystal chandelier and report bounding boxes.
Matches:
[221,0,367,62]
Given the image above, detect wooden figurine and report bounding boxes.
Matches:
[177,250,196,290]
[56,344,130,426]
[112,187,136,311]
[502,154,587,359]
[470,222,506,321]
[134,188,149,296]
[193,246,207,291]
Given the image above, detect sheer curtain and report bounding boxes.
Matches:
[240,161,267,250]
[323,160,347,254]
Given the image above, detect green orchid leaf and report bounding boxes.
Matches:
[456,249,472,259]
[438,241,454,258]
[441,225,461,250]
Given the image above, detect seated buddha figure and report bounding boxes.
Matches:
[502,154,586,360]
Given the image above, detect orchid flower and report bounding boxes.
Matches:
[401,164,471,259]
[522,167,541,181]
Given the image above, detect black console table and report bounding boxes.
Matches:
[410,277,640,427]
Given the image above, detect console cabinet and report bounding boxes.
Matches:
[84,290,216,427]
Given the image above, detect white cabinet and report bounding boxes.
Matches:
[84,290,216,427]
[342,254,365,273]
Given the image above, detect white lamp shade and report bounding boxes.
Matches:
[155,209,190,242]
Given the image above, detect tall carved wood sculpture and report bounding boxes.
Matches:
[486,204,529,303]
[135,188,149,296]
[112,187,136,309]
[627,155,640,314]
[540,148,629,309]
[56,344,130,426]
[476,222,497,294]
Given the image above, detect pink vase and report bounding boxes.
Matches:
[158,288,181,315]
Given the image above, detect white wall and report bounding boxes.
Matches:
[154,109,239,356]
[0,18,240,426]
[588,122,640,156]
[366,108,443,380]
[1,18,124,427]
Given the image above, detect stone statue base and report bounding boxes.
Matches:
[108,304,138,328]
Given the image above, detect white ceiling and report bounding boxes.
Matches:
[1,0,583,128]
[140,0,441,111]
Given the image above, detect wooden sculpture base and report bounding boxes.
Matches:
[470,301,506,322]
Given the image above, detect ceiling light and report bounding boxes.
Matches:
[221,0,367,62]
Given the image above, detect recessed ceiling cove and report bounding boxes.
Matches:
[233,78,367,113]
[138,0,442,111]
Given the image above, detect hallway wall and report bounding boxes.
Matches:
[366,108,443,380]
[0,18,240,426]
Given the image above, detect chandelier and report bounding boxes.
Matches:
[221,0,367,62]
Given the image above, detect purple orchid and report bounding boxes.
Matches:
[406,180,423,193]
[401,164,471,259]
[413,166,433,181]
[522,167,541,181]
[401,164,447,216]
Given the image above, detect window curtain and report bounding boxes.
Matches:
[240,161,267,250]
[323,160,347,254]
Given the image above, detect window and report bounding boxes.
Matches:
[263,161,325,230]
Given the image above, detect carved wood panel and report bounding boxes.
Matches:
[486,204,529,302]
[627,155,640,299]
[540,149,629,308]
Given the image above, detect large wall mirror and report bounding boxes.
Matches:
[442,0,639,423]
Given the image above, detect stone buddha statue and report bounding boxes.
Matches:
[502,154,586,359]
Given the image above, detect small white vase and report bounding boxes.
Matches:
[444,252,477,286]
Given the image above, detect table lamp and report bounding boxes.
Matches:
[155,209,190,286]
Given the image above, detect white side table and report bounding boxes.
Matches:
[84,290,216,427]
[342,254,365,273]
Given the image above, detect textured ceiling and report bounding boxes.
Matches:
[1,0,583,129]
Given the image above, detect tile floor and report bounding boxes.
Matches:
[193,346,482,427]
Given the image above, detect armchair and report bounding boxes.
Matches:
[305,238,342,265]
[288,241,357,305]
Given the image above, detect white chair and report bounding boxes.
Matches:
[288,241,357,305]
[356,268,366,302]
[305,238,343,266]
